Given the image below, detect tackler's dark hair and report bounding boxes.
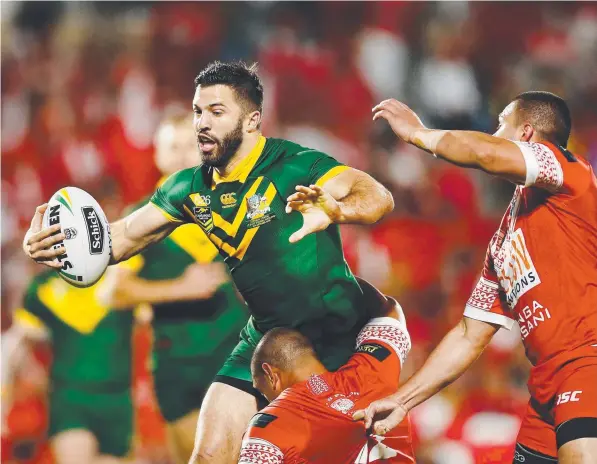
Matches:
[514,91,572,147]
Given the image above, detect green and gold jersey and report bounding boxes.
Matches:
[151,137,372,340]
[15,270,132,388]
[120,196,248,359]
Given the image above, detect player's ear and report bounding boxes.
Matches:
[520,123,534,142]
[262,363,275,384]
[246,110,261,133]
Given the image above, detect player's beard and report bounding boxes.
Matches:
[198,118,244,168]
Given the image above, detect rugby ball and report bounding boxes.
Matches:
[42,187,111,288]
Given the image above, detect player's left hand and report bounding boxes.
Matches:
[286,185,341,243]
[352,394,409,435]
[372,99,427,144]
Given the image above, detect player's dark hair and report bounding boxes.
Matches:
[251,328,316,379]
[194,61,263,114]
[514,91,572,147]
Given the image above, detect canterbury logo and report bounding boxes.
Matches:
[220,192,237,207]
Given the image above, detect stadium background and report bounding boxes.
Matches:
[1,1,596,463]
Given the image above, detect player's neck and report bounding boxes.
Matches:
[290,359,328,384]
[215,131,262,178]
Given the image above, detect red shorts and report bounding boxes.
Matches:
[517,362,597,457]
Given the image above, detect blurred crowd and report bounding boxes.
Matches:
[2,2,597,463]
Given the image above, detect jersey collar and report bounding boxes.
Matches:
[156,176,169,188]
[212,135,266,187]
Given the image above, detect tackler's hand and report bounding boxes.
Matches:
[352,393,409,436]
[372,99,427,145]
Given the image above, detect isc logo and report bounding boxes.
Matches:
[556,391,582,405]
[220,192,237,207]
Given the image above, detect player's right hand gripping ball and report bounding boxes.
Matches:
[42,187,111,287]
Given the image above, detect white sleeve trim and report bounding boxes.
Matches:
[356,317,411,366]
[514,141,540,187]
[464,305,516,330]
[238,437,284,464]
[514,142,564,191]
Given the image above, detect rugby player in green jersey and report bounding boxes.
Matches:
[101,113,248,464]
[24,61,395,464]
[3,271,134,464]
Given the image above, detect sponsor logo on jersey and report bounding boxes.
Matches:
[496,229,541,308]
[357,343,391,362]
[518,300,552,340]
[246,194,275,229]
[220,192,237,208]
[249,413,278,429]
[82,206,104,255]
[64,227,77,240]
[48,204,82,281]
[556,391,582,405]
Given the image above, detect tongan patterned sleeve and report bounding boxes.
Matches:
[150,169,194,223]
[239,410,305,464]
[356,316,411,367]
[238,437,285,464]
[515,142,590,195]
[463,246,516,330]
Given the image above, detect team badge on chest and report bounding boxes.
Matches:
[189,193,214,233]
[245,194,276,229]
[193,206,213,233]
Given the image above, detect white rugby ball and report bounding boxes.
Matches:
[42,187,111,288]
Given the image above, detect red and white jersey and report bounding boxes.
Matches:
[464,141,597,402]
[238,317,415,464]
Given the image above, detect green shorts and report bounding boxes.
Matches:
[152,320,245,422]
[215,317,361,398]
[153,356,223,423]
[48,385,132,457]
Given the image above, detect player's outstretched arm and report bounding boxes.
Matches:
[99,262,230,309]
[352,316,499,435]
[324,168,395,224]
[108,203,179,265]
[285,169,394,243]
[23,203,178,268]
[373,99,528,185]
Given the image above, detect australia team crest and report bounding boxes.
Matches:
[193,206,213,233]
[189,193,214,233]
[246,193,275,229]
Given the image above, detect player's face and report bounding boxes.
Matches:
[193,84,247,168]
[493,101,523,141]
[154,122,198,175]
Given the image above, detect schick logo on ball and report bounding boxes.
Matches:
[82,206,104,255]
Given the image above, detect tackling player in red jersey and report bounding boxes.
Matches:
[239,286,415,464]
[354,92,597,464]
